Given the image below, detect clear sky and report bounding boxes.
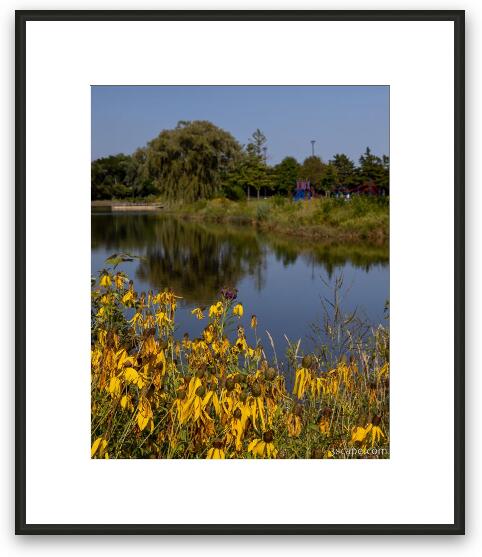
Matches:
[91,85,389,165]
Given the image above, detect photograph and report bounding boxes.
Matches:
[90,85,390,460]
[15,8,464,535]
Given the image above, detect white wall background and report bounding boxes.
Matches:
[1,0,478,554]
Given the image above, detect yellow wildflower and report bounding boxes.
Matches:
[99,273,111,288]
[286,412,302,437]
[351,424,371,443]
[369,415,386,447]
[209,301,223,318]
[191,307,205,320]
[233,303,243,317]
[206,440,225,459]
[124,367,145,389]
[293,367,311,399]
[91,437,108,458]
[203,324,214,344]
[318,408,332,435]
[120,394,134,412]
[248,430,278,459]
[108,376,121,397]
[136,399,154,432]
[129,312,142,326]
[122,290,134,304]
[114,273,126,289]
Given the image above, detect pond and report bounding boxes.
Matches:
[92,212,389,367]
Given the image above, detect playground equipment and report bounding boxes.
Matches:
[294,180,314,201]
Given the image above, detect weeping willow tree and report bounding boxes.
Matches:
[138,120,242,202]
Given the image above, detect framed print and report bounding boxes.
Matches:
[15,10,464,534]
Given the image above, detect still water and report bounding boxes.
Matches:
[92,212,389,364]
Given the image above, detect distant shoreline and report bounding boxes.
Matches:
[92,197,389,244]
[91,200,164,211]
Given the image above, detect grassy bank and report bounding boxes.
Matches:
[165,196,389,243]
[91,268,389,459]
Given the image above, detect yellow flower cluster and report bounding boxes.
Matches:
[91,270,389,459]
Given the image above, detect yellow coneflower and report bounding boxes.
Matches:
[203,324,214,344]
[99,273,111,288]
[369,415,385,447]
[233,303,244,317]
[121,289,134,305]
[351,423,370,443]
[91,436,108,458]
[286,405,303,437]
[248,430,278,458]
[191,307,205,320]
[114,272,126,290]
[128,311,142,327]
[228,404,251,451]
[250,314,257,329]
[202,386,221,417]
[209,301,223,318]
[248,383,266,430]
[107,375,121,397]
[206,439,225,459]
[136,399,154,432]
[120,394,134,412]
[124,366,145,389]
[171,389,187,422]
[155,310,171,327]
[318,408,332,435]
[293,367,311,399]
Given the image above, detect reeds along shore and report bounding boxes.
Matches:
[91,268,389,459]
[92,195,389,243]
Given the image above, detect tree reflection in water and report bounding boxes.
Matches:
[91,212,388,305]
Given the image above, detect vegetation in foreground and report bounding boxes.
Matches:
[91,267,389,459]
[166,196,389,242]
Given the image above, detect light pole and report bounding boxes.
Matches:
[310,140,316,157]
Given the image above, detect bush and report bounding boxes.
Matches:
[270,195,286,209]
[256,203,271,222]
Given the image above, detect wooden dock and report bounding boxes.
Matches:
[92,201,164,212]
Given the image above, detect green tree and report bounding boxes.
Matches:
[299,156,325,192]
[139,120,242,201]
[273,156,300,195]
[359,147,382,181]
[91,154,139,200]
[246,129,270,199]
[358,147,389,192]
[319,163,338,194]
[380,155,390,192]
[249,128,267,158]
[329,153,357,189]
[223,145,272,200]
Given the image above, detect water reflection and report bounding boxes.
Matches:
[91,212,388,305]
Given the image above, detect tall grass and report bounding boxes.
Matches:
[165,196,389,242]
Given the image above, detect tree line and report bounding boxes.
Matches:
[91,120,389,201]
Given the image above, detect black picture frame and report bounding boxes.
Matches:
[15,9,465,535]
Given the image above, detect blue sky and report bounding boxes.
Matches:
[91,86,389,165]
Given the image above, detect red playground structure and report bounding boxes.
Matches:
[294,180,315,200]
